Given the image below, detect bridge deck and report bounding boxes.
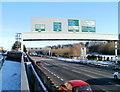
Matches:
[22,32,118,41]
[0,60,21,91]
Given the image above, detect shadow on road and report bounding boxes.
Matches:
[85,78,120,85]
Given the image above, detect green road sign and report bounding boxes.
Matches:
[82,26,96,32]
[68,19,79,32]
[35,24,45,31]
[53,22,62,32]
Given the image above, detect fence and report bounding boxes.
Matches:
[28,56,60,92]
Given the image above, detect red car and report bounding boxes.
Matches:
[59,80,92,92]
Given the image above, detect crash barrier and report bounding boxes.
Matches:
[31,64,48,92]
[28,56,61,92]
[21,54,30,91]
[24,54,48,92]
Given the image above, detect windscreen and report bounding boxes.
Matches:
[73,85,92,92]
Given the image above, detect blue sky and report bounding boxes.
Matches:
[1,2,119,50]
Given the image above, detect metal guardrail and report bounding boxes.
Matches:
[27,55,60,92]
[25,54,48,92]
[31,64,48,92]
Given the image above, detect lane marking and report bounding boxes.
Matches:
[61,78,64,81]
[60,64,112,78]
[108,82,115,85]
[42,66,64,82]
[57,76,60,79]
[71,70,97,78]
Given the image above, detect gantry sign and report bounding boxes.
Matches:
[32,17,96,33]
[22,17,119,62]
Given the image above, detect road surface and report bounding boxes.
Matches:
[30,56,120,92]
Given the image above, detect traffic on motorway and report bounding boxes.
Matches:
[31,54,120,92]
[114,71,120,80]
[59,80,92,92]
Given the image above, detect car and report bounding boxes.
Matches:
[113,71,120,80]
[59,80,92,92]
[35,60,42,66]
[37,54,43,57]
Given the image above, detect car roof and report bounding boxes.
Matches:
[67,80,89,87]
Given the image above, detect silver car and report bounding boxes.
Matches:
[113,71,120,80]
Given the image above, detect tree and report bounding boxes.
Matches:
[85,42,89,47]
[12,41,27,52]
[23,45,27,52]
[98,42,114,55]
[12,41,21,51]
[88,45,99,53]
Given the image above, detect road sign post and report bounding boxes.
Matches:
[115,41,118,63]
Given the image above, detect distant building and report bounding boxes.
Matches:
[26,46,51,52]
[26,47,43,51]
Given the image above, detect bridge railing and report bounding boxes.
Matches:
[24,54,49,92]
[28,56,60,92]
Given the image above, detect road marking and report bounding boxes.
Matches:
[54,74,56,76]
[60,78,64,81]
[51,72,54,74]
[57,76,60,79]
[42,66,64,82]
[44,62,50,65]
[71,70,97,78]
[61,64,112,78]
[102,88,108,92]
[108,82,115,85]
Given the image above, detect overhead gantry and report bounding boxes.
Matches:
[21,32,119,63]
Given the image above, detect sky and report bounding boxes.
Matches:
[1,1,119,50]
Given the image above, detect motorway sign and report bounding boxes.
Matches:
[35,24,45,31]
[53,22,62,32]
[68,19,79,32]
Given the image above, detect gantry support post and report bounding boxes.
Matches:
[115,41,118,63]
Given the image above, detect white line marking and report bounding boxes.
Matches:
[57,76,60,79]
[71,69,97,78]
[108,82,115,85]
[54,74,56,76]
[61,78,64,81]
[51,72,53,74]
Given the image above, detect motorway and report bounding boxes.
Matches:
[30,56,120,92]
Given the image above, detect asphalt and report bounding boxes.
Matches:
[30,56,120,92]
